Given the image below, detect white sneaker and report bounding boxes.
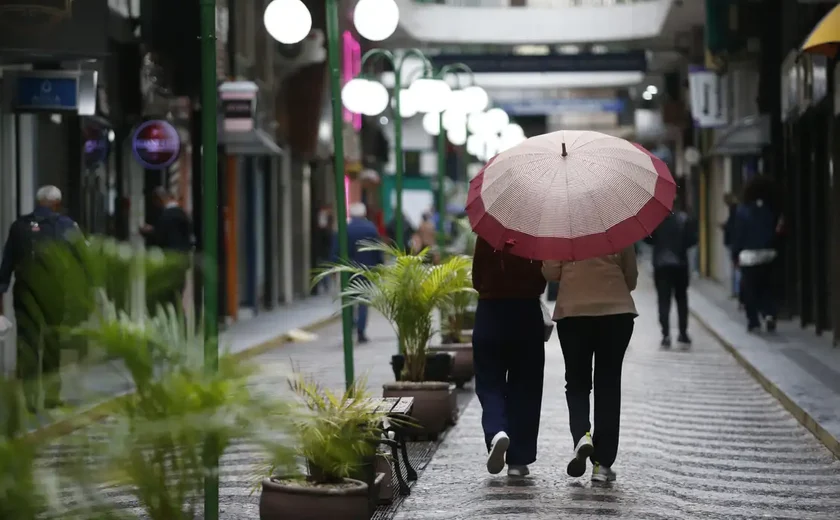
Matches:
[566,432,594,477]
[486,431,510,475]
[507,465,529,477]
[591,463,616,483]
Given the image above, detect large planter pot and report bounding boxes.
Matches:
[260,477,369,520]
[428,343,474,388]
[382,381,451,436]
[391,352,453,382]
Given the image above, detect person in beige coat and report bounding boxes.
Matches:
[542,247,638,483]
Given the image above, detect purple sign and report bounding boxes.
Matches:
[132,120,181,170]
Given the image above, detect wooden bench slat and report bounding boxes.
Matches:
[391,397,414,414]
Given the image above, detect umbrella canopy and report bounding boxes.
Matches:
[802,4,840,57]
[466,130,676,261]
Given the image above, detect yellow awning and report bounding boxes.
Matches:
[802,4,840,57]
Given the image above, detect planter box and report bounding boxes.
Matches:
[382,381,451,436]
[260,477,369,520]
[391,352,453,382]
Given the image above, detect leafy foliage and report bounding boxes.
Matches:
[313,241,474,381]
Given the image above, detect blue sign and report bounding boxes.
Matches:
[429,51,647,74]
[500,98,626,116]
[15,76,79,111]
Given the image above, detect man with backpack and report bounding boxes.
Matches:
[0,185,79,410]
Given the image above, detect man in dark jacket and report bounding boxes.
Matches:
[0,185,80,410]
[645,204,698,348]
[333,203,383,343]
[140,187,192,310]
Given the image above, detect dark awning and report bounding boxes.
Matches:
[710,114,771,156]
[221,128,283,156]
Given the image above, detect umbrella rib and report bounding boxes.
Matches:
[481,156,556,241]
[575,158,619,255]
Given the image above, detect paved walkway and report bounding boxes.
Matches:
[392,279,840,520]
[689,277,840,457]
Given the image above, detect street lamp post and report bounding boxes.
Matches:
[343,49,440,250]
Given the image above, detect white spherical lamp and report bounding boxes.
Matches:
[500,123,525,141]
[422,112,441,136]
[447,127,467,146]
[463,85,489,114]
[441,109,467,132]
[360,81,390,116]
[410,78,452,114]
[445,89,470,114]
[264,0,312,45]
[341,78,372,114]
[354,0,400,42]
[466,134,484,157]
[468,111,496,136]
[485,108,510,133]
[396,89,417,118]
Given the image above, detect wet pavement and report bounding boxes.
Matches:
[392,278,840,520]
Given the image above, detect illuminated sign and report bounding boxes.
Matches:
[131,119,180,170]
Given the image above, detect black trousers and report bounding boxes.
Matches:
[654,265,689,337]
[473,298,545,466]
[740,263,777,328]
[13,298,62,409]
[556,314,634,468]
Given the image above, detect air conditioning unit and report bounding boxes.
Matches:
[275,29,326,72]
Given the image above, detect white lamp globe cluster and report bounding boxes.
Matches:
[341,78,389,116]
[264,0,399,44]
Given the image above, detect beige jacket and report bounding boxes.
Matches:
[542,247,638,320]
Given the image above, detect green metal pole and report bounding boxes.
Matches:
[199,0,219,518]
[326,0,355,390]
[436,112,446,245]
[394,71,404,250]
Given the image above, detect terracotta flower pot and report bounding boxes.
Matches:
[382,381,451,435]
[259,477,369,520]
[428,343,474,388]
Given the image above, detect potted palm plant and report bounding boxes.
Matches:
[430,268,477,388]
[259,375,391,520]
[314,242,473,435]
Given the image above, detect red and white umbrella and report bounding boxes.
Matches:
[466,130,677,261]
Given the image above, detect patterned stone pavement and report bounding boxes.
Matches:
[392,279,840,520]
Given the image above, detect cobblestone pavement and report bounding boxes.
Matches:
[392,279,840,520]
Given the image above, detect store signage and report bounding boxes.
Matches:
[219,81,257,133]
[687,66,729,128]
[82,126,109,169]
[132,120,181,170]
[13,74,79,111]
[500,98,625,116]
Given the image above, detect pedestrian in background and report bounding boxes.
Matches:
[140,187,192,310]
[336,202,383,343]
[731,177,781,333]
[722,193,742,302]
[472,237,546,478]
[0,186,80,410]
[644,197,698,347]
[543,247,637,483]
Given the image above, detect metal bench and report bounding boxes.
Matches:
[366,397,417,496]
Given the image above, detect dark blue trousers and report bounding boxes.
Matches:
[472,298,545,466]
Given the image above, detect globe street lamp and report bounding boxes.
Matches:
[353,0,400,42]
[263,0,312,44]
[341,49,445,250]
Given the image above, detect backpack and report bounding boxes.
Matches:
[16,213,65,266]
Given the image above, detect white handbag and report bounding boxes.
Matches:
[540,301,554,342]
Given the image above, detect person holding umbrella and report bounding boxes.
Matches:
[466,130,676,483]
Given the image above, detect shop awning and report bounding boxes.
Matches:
[710,115,770,156]
[221,128,283,156]
[802,4,840,58]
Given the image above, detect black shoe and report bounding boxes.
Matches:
[765,318,777,333]
[660,336,672,348]
[677,333,691,346]
[357,335,369,344]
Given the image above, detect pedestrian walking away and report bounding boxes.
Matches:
[543,247,638,483]
[731,176,782,333]
[0,186,81,411]
[334,202,383,343]
[644,196,698,347]
[471,237,546,478]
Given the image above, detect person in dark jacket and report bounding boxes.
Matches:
[644,201,698,347]
[140,187,192,310]
[472,237,546,477]
[722,193,741,301]
[333,203,383,343]
[731,177,780,333]
[0,186,80,410]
